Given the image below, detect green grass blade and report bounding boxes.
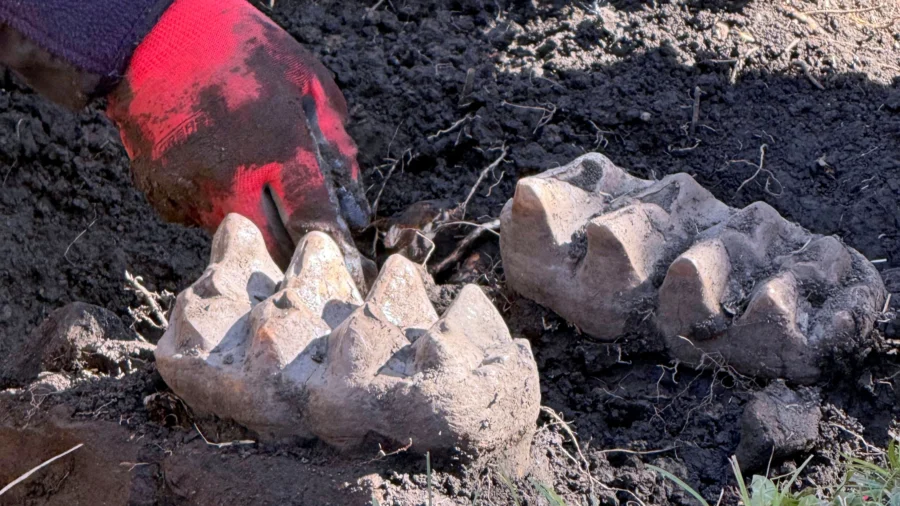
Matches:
[730,456,753,506]
[775,455,814,505]
[647,464,710,506]
[890,488,900,506]
[850,458,892,479]
[530,479,568,506]
[796,496,821,506]
[889,440,900,472]
[371,493,381,506]
[496,472,522,506]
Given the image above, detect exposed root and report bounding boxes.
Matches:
[690,86,701,136]
[456,145,509,219]
[540,406,600,497]
[427,114,476,141]
[792,60,825,90]
[459,68,476,105]
[125,270,172,333]
[193,423,256,449]
[363,0,394,19]
[430,220,500,274]
[366,438,413,463]
[371,149,415,219]
[0,443,83,496]
[731,144,784,197]
[63,218,97,266]
[485,170,506,197]
[804,5,883,15]
[500,100,557,134]
[828,422,885,456]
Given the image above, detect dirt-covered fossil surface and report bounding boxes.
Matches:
[501,153,886,383]
[158,213,540,460]
[1,0,899,504]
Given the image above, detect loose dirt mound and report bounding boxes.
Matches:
[1,0,899,504]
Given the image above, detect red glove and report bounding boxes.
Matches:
[106,0,373,285]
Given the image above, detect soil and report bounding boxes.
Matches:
[1,0,900,504]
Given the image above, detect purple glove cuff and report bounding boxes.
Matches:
[0,0,174,80]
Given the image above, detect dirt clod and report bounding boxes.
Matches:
[736,381,822,472]
[0,302,153,387]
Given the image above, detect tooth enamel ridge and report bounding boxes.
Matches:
[501,153,886,383]
[156,214,540,457]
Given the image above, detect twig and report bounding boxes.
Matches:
[668,139,701,153]
[804,5,882,14]
[485,171,505,197]
[1,163,13,186]
[730,56,744,85]
[76,399,115,419]
[433,220,501,237]
[690,86,701,136]
[417,230,437,267]
[372,161,400,218]
[193,423,256,449]
[366,438,413,463]
[779,38,801,59]
[120,462,151,472]
[732,144,784,197]
[730,47,759,84]
[500,101,557,134]
[828,422,884,455]
[363,0,386,19]
[792,60,825,90]
[540,407,598,493]
[588,120,612,150]
[459,68,475,106]
[371,149,413,219]
[64,219,98,266]
[457,146,508,219]
[426,452,433,506]
[0,444,83,496]
[125,270,169,329]
[427,114,475,141]
[530,69,566,91]
[598,446,676,455]
[47,470,70,495]
[783,7,821,31]
[430,220,500,274]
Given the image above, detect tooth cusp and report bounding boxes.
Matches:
[501,153,886,383]
[157,219,540,465]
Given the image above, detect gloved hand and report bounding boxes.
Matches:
[0,0,373,287]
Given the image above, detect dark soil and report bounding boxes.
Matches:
[2,0,900,504]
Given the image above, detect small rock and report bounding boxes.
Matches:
[0,302,154,387]
[736,381,821,471]
[713,21,729,40]
[31,372,73,394]
[536,40,558,58]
